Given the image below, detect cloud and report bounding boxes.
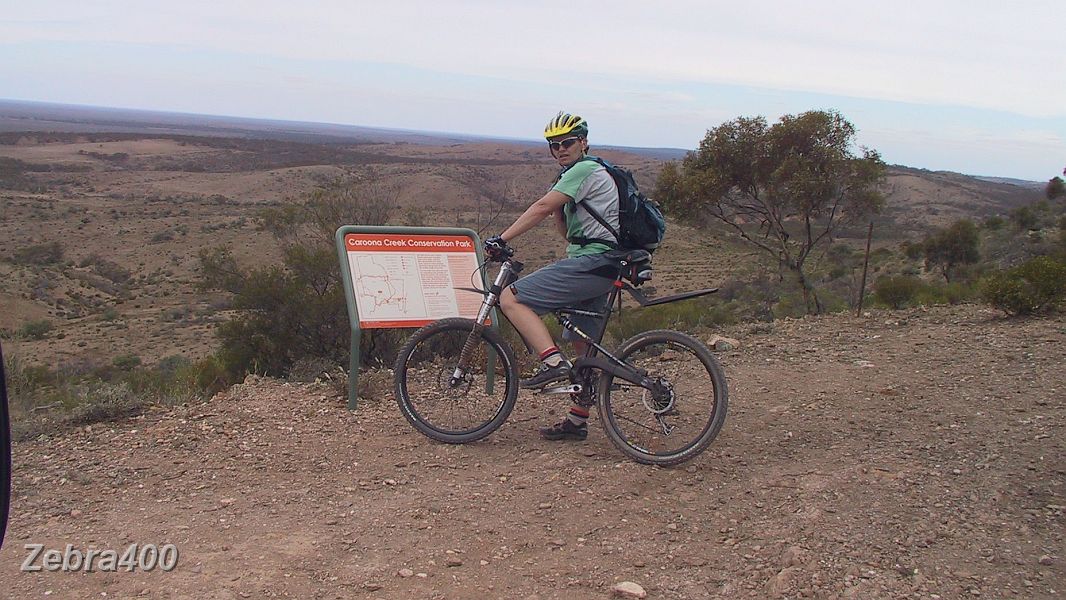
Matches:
[3,0,1063,117]
[2,1,1063,179]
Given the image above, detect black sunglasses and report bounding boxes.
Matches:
[548,136,583,152]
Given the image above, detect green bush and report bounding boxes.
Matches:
[923,219,980,282]
[11,241,64,265]
[604,297,735,343]
[1048,176,1066,202]
[940,281,977,305]
[873,275,923,309]
[982,216,1006,230]
[150,230,175,243]
[112,354,142,370]
[7,350,234,438]
[901,241,924,261]
[18,319,53,339]
[913,281,977,306]
[199,176,398,381]
[816,289,850,314]
[80,253,132,283]
[205,245,354,377]
[773,292,808,320]
[1010,205,1039,230]
[980,256,1066,315]
[157,354,191,375]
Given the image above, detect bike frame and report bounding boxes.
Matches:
[470,256,719,393]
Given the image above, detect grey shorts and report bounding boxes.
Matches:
[510,254,618,341]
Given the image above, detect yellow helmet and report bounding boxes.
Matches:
[544,111,588,139]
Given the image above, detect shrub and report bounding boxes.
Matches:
[3,352,51,414]
[913,281,977,306]
[923,219,980,282]
[607,298,735,342]
[1010,205,1039,230]
[157,354,191,375]
[112,354,142,370]
[11,241,64,265]
[80,253,131,283]
[773,293,809,320]
[199,176,400,381]
[982,216,1005,230]
[901,241,924,261]
[64,381,142,424]
[404,207,426,227]
[150,230,175,243]
[817,289,850,314]
[1048,176,1065,202]
[7,350,234,438]
[939,281,977,305]
[18,319,53,339]
[183,354,237,398]
[873,275,923,309]
[980,256,1066,315]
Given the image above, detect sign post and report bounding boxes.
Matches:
[335,226,494,409]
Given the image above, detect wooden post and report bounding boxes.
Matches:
[857,221,874,316]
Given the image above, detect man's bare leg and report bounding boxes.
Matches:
[498,287,554,353]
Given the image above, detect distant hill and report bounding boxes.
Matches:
[0,99,480,145]
[0,98,1045,235]
[878,165,1043,234]
[972,176,1045,189]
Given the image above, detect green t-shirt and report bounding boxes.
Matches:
[552,156,619,257]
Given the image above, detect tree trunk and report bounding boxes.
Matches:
[793,265,823,315]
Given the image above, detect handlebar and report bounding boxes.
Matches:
[483,236,514,262]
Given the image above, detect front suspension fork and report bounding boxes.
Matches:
[450,260,520,385]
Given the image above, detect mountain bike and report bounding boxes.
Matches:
[392,245,728,466]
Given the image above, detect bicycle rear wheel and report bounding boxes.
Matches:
[598,329,728,466]
[393,318,519,444]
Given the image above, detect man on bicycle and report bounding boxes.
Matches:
[483,111,620,441]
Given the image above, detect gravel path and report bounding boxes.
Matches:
[2,305,1063,599]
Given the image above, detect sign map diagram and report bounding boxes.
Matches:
[354,255,413,316]
[344,232,484,329]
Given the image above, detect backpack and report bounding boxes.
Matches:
[575,157,666,252]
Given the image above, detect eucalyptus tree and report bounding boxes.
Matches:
[657,110,885,313]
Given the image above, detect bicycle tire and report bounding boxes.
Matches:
[0,340,10,549]
[598,329,728,466]
[393,318,519,444]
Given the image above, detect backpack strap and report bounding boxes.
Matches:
[571,201,620,245]
[569,235,618,249]
[568,156,621,245]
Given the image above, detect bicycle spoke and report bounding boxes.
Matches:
[614,412,664,435]
[599,330,728,465]
[395,318,517,443]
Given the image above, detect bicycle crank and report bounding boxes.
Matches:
[538,383,583,395]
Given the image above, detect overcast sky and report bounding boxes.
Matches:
[2,1,1063,180]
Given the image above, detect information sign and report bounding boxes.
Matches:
[343,232,485,329]
[335,226,493,409]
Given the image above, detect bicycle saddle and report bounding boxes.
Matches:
[601,249,653,285]
[603,249,651,265]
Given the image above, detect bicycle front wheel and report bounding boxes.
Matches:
[598,329,728,466]
[393,318,519,444]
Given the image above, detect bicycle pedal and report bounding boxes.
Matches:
[538,384,583,395]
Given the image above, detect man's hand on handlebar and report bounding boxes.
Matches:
[483,235,513,262]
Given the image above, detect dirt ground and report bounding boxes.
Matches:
[1,304,1063,599]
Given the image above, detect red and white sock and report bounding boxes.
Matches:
[538,346,566,368]
[566,406,589,427]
